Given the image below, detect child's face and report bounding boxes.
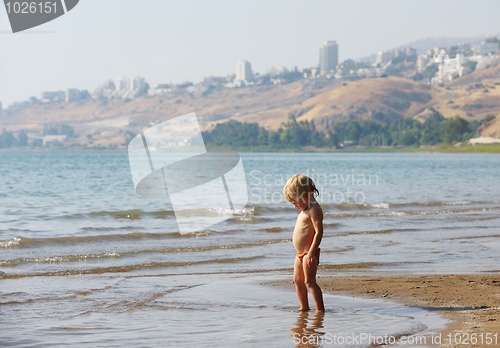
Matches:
[289,194,310,211]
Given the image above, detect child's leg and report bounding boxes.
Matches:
[303,255,325,312]
[293,256,309,311]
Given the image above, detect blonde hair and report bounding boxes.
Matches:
[283,174,319,202]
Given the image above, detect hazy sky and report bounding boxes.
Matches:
[1,0,499,107]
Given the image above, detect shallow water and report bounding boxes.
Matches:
[1,152,499,346]
[1,273,448,347]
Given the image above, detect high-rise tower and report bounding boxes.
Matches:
[319,40,339,73]
[236,60,254,82]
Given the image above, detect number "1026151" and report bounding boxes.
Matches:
[5,1,58,14]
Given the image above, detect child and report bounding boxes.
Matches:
[283,174,325,313]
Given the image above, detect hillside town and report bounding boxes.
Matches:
[2,37,499,110]
[1,36,499,150]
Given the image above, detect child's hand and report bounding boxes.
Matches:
[306,253,314,267]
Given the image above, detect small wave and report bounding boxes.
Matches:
[252,206,290,214]
[324,211,406,218]
[0,232,181,249]
[322,246,355,253]
[0,237,21,248]
[371,202,390,209]
[0,253,121,267]
[0,239,290,266]
[263,227,283,233]
[86,207,257,222]
[390,200,497,208]
[228,216,275,224]
[47,209,175,221]
[324,222,342,228]
[80,226,143,232]
[1,256,265,279]
[87,209,175,220]
[325,206,500,219]
[336,228,417,237]
[334,200,475,211]
[335,203,372,211]
[329,200,499,212]
[394,200,467,208]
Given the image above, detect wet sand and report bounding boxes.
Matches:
[271,273,500,347]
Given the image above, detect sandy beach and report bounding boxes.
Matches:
[271,273,500,347]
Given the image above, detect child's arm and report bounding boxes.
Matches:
[306,205,323,267]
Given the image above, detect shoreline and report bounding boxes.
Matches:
[2,143,500,154]
[269,273,500,347]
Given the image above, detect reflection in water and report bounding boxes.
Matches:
[290,311,326,347]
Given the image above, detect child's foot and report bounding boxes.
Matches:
[293,307,310,312]
[315,309,325,314]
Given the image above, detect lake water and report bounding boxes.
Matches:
[1,152,499,347]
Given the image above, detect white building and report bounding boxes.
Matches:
[42,135,67,146]
[65,88,89,102]
[319,40,338,73]
[405,47,417,57]
[236,60,254,82]
[432,53,466,84]
[129,76,146,91]
[115,77,128,91]
[417,55,430,72]
[469,136,500,145]
[41,91,65,103]
[92,80,115,99]
[468,54,500,70]
[91,77,148,99]
[375,51,392,65]
[112,76,148,99]
[148,86,172,96]
[374,47,417,67]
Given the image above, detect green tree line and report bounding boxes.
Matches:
[0,129,28,148]
[201,110,493,149]
[0,123,75,149]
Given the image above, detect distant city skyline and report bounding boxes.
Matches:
[1,0,500,107]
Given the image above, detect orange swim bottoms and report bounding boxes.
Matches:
[297,248,320,265]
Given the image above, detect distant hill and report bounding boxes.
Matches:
[359,35,491,61]
[398,36,489,54]
[290,77,434,125]
[1,64,500,148]
[228,77,435,130]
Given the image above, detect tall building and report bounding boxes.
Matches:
[115,77,128,91]
[319,40,338,73]
[236,60,254,81]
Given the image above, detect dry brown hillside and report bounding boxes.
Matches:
[430,63,500,125]
[479,114,500,138]
[291,77,434,126]
[2,65,500,147]
[228,77,436,131]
